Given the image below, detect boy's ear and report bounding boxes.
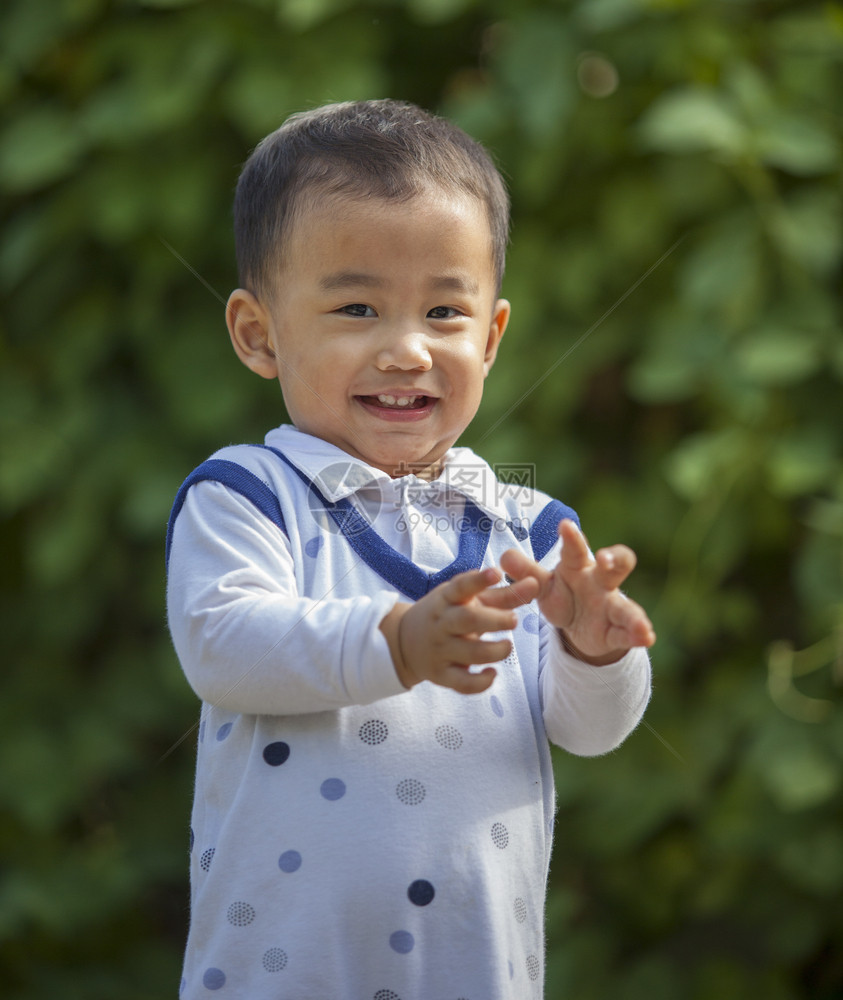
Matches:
[483,298,511,376]
[226,288,278,380]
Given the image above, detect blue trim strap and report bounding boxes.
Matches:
[529,499,580,563]
[166,459,287,567]
[166,446,578,590]
[261,445,491,601]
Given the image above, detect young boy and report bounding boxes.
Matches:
[166,99,654,999]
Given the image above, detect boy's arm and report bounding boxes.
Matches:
[500,519,654,755]
[167,481,406,715]
[539,637,651,756]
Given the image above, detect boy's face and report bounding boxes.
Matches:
[227,187,510,477]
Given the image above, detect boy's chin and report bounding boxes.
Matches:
[363,448,446,480]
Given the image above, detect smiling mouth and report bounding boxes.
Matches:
[358,394,432,410]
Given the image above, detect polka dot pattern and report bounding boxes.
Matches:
[203,967,226,990]
[523,612,541,634]
[491,822,509,849]
[395,778,425,805]
[434,724,463,750]
[359,719,388,745]
[507,519,529,541]
[178,465,581,994]
[263,741,290,766]
[304,536,322,557]
[407,879,435,906]
[389,930,415,954]
[226,901,256,926]
[278,850,302,873]
[262,947,288,972]
[321,777,346,801]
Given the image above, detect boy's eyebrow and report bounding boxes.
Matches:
[319,271,385,291]
[319,271,480,294]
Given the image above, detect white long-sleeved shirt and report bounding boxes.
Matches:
[167,424,651,999]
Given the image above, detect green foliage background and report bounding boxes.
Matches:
[2,0,841,996]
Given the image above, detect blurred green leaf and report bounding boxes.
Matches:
[767,428,839,506]
[767,189,842,275]
[637,87,747,158]
[664,428,749,501]
[755,114,839,176]
[734,326,822,385]
[0,107,87,192]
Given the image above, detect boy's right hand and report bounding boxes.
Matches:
[379,568,538,694]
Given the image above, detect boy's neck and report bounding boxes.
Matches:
[387,459,443,482]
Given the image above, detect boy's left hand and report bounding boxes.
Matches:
[499,519,656,666]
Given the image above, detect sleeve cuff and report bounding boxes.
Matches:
[339,590,408,705]
[541,628,652,756]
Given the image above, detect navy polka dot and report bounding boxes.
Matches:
[321,777,346,801]
[434,724,463,750]
[203,967,226,990]
[523,612,540,634]
[491,822,509,849]
[514,897,527,923]
[199,848,215,872]
[278,850,302,873]
[305,536,323,557]
[226,901,255,926]
[408,879,435,906]
[507,520,529,541]
[359,719,388,745]
[373,991,401,1000]
[216,722,232,741]
[263,947,288,972]
[263,741,290,766]
[490,695,505,718]
[389,930,415,954]
[396,778,425,805]
[527,954,540,980]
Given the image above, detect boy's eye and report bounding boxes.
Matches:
[427,306,462,320]
[338,303,376,318]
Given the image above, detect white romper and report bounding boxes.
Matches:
[166,424,651,1000]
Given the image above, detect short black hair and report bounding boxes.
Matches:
[233,99,510,299]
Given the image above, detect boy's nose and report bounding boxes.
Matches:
[375,331,433,372]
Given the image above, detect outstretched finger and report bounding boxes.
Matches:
[558,519,594,572]
[606,592,656,649]
[446,602,517,637]
[449,635,513,666]
[479,574,541,609]
[444,567,502,605]
[594,545,637,591]
[499,547,548,586]
[439,665,498,696]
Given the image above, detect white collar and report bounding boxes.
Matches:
[263,424,513,519]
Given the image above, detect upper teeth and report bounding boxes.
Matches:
[378,394,421,406]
